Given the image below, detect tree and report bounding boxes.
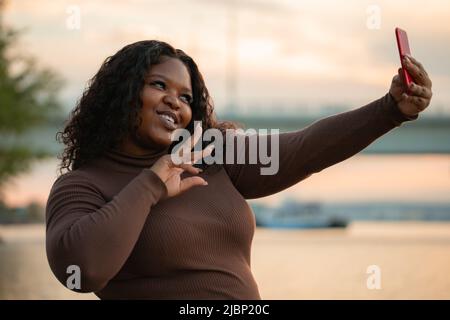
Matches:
[0,1,64,197]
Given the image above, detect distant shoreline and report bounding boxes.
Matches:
[2,221,450,244]
[0,223,45,244]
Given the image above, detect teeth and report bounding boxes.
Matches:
[161,114,175,123]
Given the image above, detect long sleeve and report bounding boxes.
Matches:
[223,93,418,199]
[45,168,167,293]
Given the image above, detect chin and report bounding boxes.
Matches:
[150,132,173,148]
[146,137,169,149]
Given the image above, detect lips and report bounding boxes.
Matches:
[156,110,179,124]
[157,112,178,130]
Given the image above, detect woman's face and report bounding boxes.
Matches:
[123,56,193,155]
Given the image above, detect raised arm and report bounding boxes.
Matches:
[45,169,167,293]
[223,93,417,199]
[223,54,432,200]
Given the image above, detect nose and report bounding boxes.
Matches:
[162,93,180,110]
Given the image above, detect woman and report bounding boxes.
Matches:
[46,40,432,299]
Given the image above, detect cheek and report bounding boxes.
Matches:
[141,86,160,109]
[141,90,158,109]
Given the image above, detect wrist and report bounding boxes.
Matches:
[385,92,419,125]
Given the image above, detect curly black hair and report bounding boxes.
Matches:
[57,40,240,173]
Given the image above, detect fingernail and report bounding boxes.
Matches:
[203,181,208,186]
[198,168,203,172]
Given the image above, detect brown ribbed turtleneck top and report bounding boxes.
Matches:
[45,93,417,299]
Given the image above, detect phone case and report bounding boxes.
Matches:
[395,27,413,91]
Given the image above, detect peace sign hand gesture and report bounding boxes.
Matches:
[150,123,214,200]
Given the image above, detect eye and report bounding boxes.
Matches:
[151,80,165,89]
[149,80,192,105]
[180,94,193,105]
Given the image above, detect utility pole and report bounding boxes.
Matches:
[195,0,291,116]
[225,0,238,115]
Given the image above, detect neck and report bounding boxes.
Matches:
[116,135,170,157]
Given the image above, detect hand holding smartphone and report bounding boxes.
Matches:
[395,27,413,91]
[391,27,432,116]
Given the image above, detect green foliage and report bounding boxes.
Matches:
[0,9,64,194]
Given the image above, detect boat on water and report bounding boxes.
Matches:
[250,199,348,229]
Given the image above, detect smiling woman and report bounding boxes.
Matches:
[45,39,432,300]
[120,57,194,153]
[57,40,238,172]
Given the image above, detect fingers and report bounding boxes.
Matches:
[172,140,215,166]
[401,93,429,111]
[179,176,208,193]
[170,122,216,166]
[189,121,203,151]
[397,68,405,85]
[161,154,200,175]
[189,143,215,164]
[405,55,427,75]
[397,62,432,112]
[164,161,202,181]
[407,82,432,99]
[391,70,403,90]
[396,66,432,110]
[178,121,203,158]
[403,55,432,88]
[177,163,202,175]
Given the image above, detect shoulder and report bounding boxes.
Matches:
[49,168,101,197]
[53,168,92,186]
[46,168,106,218]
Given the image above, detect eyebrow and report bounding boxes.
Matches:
[147,74,192,95]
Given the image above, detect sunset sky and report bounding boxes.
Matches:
[3,0,450,116]
[2,0,450,206]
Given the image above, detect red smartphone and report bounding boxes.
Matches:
[395,27,413,91]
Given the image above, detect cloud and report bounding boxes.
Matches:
[4,0,450,113]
